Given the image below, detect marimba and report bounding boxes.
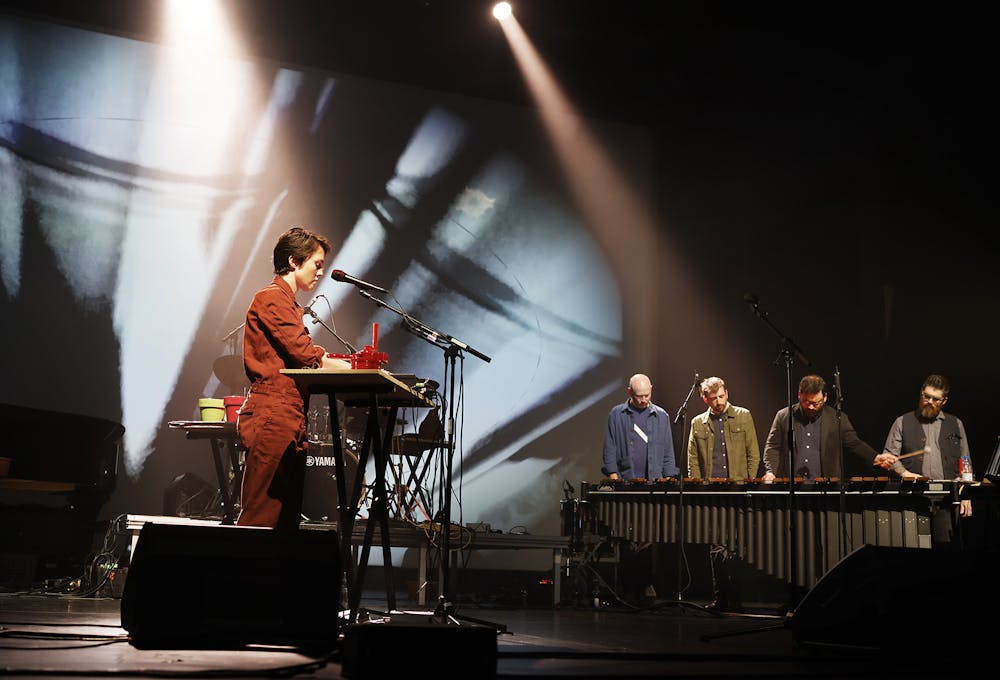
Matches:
[580,477,975,588]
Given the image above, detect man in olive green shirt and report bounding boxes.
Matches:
[686,376,760,611]
[687,376,760,480]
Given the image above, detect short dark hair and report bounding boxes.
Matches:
[700,376,726,397]
[273,226,332,275]
[922,374,950,398]
[798,374,826,395]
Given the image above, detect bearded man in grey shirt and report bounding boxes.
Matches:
[883,373,972,544]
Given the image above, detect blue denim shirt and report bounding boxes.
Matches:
[602,401,679,479]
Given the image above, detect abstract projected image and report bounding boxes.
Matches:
[0,13,653,551]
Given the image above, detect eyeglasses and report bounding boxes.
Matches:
[801,397,825,408]
[920,392,945,404]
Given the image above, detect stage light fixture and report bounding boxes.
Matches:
[493,2,513,21]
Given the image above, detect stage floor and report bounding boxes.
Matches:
[0,588,968,679]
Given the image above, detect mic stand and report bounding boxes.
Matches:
[833,366,848,557]
[220,322,245,343]
[746,295,811,606]
[357,290,499,630]
[702,297,813,641]
[652,373,720,616]
[220,322,246,365]
[304,298,358,353]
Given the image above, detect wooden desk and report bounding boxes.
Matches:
[280,369,435,409]
[166,421,243,525]
[0,478,78,493]
[281,369,433,622]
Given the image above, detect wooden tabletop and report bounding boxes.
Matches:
[280,368,435,408]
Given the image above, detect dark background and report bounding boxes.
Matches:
[2,0,995,469]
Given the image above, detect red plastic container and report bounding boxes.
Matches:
[223,395,246,422]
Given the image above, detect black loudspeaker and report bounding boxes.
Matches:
[121,522,340,650]
[341,614,497,679]
[791,544,999,649]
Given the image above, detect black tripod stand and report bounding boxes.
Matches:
[746,293,812,604]
[702,294,812,641]
[833,365,850,557]
[357,291,498,629]
[433,343,493,622]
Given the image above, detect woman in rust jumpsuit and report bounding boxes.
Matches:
[236,226,350,529]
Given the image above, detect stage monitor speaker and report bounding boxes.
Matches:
[341,614,497,679]
[790,544,999,649]
[121,522,340,650]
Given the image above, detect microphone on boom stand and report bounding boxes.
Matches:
[673,372,700,424]
[303,295,322,319]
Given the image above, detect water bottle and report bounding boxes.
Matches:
[960,453,974,482]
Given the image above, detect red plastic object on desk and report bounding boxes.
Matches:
[223,395,246,422]
[328,322,389,369]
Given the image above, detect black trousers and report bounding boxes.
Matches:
[709,544,741,607]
